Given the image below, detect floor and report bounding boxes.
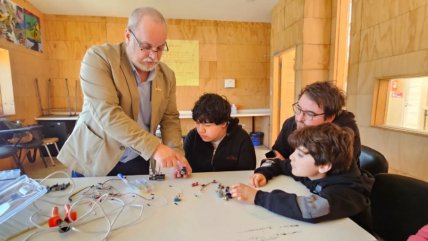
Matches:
[24,145,271,179]
[23,145,409,179]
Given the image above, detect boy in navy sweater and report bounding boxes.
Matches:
[184,93,256,172]
[230,123,374,232]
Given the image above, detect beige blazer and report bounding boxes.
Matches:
[57,43,183,176]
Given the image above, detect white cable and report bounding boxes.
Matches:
[24,181,161,240]
[38,170,76,198]
[69,194,112,240]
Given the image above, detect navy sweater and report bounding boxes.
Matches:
[184,119,256,172]
[254,159,374,232]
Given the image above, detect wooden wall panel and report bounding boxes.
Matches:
[42,16,270,113]
[0,5,271,170]
[348,0,428,181]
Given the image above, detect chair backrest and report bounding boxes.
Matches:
[12,125,44,148]
[359,145,388,176]
[371,174,428,241]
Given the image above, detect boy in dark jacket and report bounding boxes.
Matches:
[231,123,374,232]
[184,93,256,172]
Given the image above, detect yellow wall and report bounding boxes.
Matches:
[347,0,428,181]
[43,16,271,135]
[43,16,271,110]
[1,6,271,169]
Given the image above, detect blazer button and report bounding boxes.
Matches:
[120,146,125,151]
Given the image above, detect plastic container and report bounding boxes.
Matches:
[231,104,238,114]
[250,132,264,146]
[0,175,47,224]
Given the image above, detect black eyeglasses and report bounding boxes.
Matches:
[292,102,325,120]
[128,29,169,53]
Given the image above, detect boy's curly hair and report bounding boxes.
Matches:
[288,123,354,174]
[192,93,231,124]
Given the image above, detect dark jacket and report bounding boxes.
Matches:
[254,159,374,232]
[272,110,361,162]
[184,119,256,172]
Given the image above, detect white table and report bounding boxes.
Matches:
[8,171,375,241]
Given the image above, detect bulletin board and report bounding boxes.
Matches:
[162,39,199,86]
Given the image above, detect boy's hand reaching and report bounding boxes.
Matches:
[230,183,258,204]
[249,173,267,187]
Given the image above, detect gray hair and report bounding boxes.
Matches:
[127,7,167,30]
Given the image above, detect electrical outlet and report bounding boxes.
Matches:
[224,79,236,88]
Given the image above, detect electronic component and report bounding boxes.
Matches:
[149,173,165,181]
[46,182,71,193]
[179,167,187,176]
[216,183,232,201]
[265,150,276,158]
[48,204,77,233]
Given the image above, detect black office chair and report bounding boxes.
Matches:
[0,128,26,173]
[359,145,388,176]
[371,174,428,241]
[12,125,49,168]
[0,125,48,174]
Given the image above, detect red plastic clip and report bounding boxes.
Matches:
[48,204,77,231]
[48,206,61,228]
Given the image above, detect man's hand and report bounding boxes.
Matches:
[230,183,258,204]
[152,143,192,177]
[249,173,267,188]
[174,155,192,178]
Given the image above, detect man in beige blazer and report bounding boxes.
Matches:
[57,7,192,177]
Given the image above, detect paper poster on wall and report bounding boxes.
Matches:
[162,40,199,86]
[14,6,25,46]
[0,0,20,44]
[0,0,42,52]
[24,9,41,52]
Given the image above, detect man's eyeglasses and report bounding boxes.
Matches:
[292,102,325,120]
[128,29,169,54]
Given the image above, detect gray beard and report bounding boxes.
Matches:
[140,62,159,72]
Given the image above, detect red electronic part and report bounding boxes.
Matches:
[48,206,61,227]
[48,205,78,229]
[64,204,77,222]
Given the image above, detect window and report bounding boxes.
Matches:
[0,48,15,116]
[373,77,428,134]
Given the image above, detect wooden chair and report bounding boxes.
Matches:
[41,137,59,166]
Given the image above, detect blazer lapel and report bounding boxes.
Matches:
[119,43,139,120]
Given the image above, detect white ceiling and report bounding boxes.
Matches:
[27,0,279,23]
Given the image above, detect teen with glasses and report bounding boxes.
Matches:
[58,7,192,177]
[269,81,361,164]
